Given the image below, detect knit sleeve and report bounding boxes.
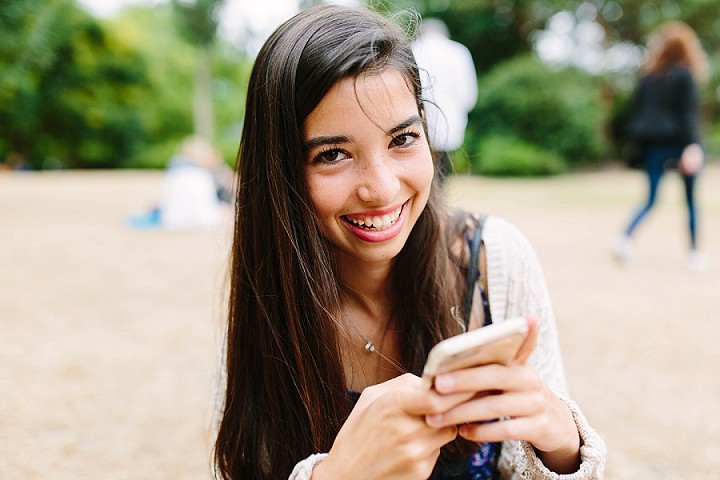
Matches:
[288,453,328,480]
[497,395,607,480]
[483,216,567,394]
[482,216,606,478]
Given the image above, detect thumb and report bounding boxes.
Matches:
[512,314,538,365]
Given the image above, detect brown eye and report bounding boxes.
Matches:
[390,131,420,148]
[316,148,348,164]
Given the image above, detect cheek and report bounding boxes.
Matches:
[307,175,340,223]
[410,151,435,191]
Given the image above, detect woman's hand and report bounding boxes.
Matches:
[425,316,581,474]
[679,143,704,175]
[312,373,473,480]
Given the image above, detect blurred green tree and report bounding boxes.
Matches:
[468,55,606,173]
[0,0,148,168]
[370,0,720,168]
[110,3,251,169]
[171,0,225,141]
[372,0,720,74]
[371,0,548,73]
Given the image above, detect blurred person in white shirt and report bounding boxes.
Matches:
[412,18,478,182]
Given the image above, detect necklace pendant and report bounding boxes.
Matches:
[364,340,376,353]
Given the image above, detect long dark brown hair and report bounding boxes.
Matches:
[214,5,466,478]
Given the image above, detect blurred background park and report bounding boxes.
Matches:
[2,0,720,479]
[3,0,720,173]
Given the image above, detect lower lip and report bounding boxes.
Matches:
[344,208,407,243]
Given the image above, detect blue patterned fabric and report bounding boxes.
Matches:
[432,442,499,480]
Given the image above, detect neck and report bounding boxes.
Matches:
[337,253,394,328]
[341,285,392,340]
[335,253,403,388]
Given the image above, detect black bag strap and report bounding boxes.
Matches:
[431,217,490,480]
[462,215,486,331]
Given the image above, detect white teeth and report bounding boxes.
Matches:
[347,206,403,230]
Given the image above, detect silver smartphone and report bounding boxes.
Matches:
[421,316,530,389]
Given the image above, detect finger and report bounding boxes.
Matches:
[428,390,542,427]
[434,362,538,395]
[513,314,538,364]
[393,385,475,417]
[397,425,458,479]
[354,373,422,411]
[458,415,536,444]
[435,424,460,447]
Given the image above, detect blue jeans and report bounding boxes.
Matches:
[624,145,699,249]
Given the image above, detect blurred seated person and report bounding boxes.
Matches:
[127,135,233,230]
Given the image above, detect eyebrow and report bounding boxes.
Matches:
[304,115,424,151]
[304,134,352,152]
[386,115,423,136]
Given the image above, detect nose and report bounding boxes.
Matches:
[356,152,400,204]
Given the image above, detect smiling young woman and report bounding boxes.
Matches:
[213,5,606,480]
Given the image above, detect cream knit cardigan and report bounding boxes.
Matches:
[289,216,606,479]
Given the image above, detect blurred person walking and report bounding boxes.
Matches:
[614,21,709,271]
[412,18,477,182]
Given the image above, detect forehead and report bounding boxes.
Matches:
[303,69,418,136]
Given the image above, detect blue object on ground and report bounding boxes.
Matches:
[126,208,162,229]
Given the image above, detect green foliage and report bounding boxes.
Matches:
[472,135,568,177]
[468,55,607,171]
[171,0,224,48]
[423,3,532,75]
[0,0,148,168]
[4,0,719,170]
[171,0,225,139]
[109,5,195,167]
[590,0,720,48]
[207,43,252,167]
[371,0,538,73]
[703,123,720,161]
[0,0,250,170]
[123,138,180,169]
[116,5,249,169]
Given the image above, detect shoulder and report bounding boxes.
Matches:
[483,216,542,282]
[450,213,534,256]
[446,212,538,267]
[645,65,692,89]
[483,216,537,263]
[482,216,548,320]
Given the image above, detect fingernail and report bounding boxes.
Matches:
[426,413,443,426]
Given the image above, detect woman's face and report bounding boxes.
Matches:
[303,68,434,267]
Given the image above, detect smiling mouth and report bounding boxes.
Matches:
[344,205,403,231]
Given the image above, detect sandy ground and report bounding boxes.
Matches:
[1,166,719,479]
